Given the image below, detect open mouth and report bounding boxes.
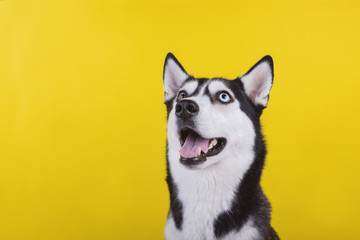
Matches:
[179,127,227,167]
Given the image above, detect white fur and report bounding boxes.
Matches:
[165,213,183,240]
[223,217,260,240]
[241,61,273,107]
[166,215,259,240]
[182,80,199,96]
[164,57,189,102]
[165,81,258,240]
[208,80,235,99]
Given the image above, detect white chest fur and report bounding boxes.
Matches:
[165,208,259,240]
[165,146,259,240]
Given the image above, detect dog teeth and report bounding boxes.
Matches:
[209,139,217,149]
[197,148,201,156]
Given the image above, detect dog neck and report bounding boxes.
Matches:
[166,138,265,239]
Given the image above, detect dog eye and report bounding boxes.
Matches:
[217,92,231,103]
[178,91,187,101]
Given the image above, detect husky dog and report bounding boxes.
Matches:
[163,53,279,240]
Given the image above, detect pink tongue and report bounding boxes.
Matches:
[179,132,210,158]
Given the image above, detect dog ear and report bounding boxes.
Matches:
[163,53,189,102]
[240,56,274,107]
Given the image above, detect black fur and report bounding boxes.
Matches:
[179,78,208,98]
[165,142,184,229]
[203,84,214,103]
[213,78,277,239]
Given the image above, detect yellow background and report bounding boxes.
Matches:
[1,0,360,239]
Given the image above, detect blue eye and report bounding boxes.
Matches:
[218,92,231,103]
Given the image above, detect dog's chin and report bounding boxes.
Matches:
[179,155,224,170]
[178,127,227,169]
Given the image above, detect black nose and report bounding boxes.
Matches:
[175,100,199,119]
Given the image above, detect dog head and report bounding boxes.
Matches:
[163,53,274,170]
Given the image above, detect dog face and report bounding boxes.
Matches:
[163,53,273,170]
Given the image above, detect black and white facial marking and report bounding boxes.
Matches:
[163,53,278,240]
